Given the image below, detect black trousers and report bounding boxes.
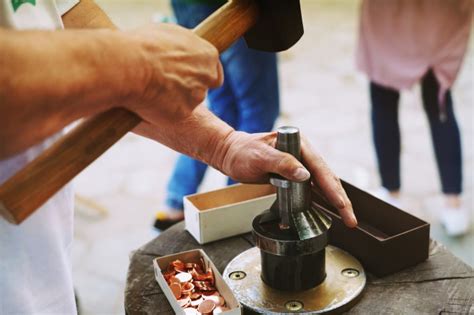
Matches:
[370,70,462,194]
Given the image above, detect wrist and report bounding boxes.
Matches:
[207,127,237,173]
[175,105,235,170]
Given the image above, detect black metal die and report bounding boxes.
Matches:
[252,126,331,292]
[260,248,326,291]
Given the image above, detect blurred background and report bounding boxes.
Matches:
[71,0,473,314]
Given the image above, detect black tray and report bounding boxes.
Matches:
[312,180,430,277]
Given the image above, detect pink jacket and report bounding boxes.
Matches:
[357,0,472,104]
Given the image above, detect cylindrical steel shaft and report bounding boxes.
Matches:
[274,126,310,231]
[253,126,331,291]
[276,126,301,160]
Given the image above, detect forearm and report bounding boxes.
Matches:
[139,106,358,227]
[0,28,144,158]
[136,105,234,171]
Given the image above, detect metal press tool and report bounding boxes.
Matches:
[253,126,332,291]
[224,126,366,314]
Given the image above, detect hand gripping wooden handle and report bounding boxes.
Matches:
[0,0,259,224]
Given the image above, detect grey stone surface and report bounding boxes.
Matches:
[71,1,473,314]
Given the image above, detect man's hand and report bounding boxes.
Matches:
[215,131,358,228]
[136,105,356,228]
[123,24,224,125]
[0,23,222,158]
[62,0,224,125]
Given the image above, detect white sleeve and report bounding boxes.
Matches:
[55,0,80,16]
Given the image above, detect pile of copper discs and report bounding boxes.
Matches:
[163,259,230,314]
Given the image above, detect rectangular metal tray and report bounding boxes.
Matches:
[312,180,430,277]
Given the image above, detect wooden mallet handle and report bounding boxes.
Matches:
[0,0,259,224]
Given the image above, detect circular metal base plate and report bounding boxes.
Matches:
[224,246,366,314]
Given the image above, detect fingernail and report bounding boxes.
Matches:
[350,214,358,227]
[293,167,310,181]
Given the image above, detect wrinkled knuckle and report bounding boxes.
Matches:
[201,44,216,61]
[346,198,353,209]
[207,45,219,60]
[196,91,207,104]
[332,176,345,193]
[191,88,206,104]
[277,155,294,173]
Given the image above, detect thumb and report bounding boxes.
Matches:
[265,149,310,182]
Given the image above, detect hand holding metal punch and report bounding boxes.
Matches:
[225,126,366,314]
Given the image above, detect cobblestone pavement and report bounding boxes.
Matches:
[72,1,473,314]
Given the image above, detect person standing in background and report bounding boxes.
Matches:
[357,0,472,236]
[154,0,280,230]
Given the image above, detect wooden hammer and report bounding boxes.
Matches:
[0,0,303,224]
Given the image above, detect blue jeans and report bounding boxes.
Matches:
[166,0,280,210]
[370,70,462,194]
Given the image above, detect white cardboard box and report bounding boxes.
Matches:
[184,184,276,244]
[153,249,242,315]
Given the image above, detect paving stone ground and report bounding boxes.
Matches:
[72,1,473,314]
